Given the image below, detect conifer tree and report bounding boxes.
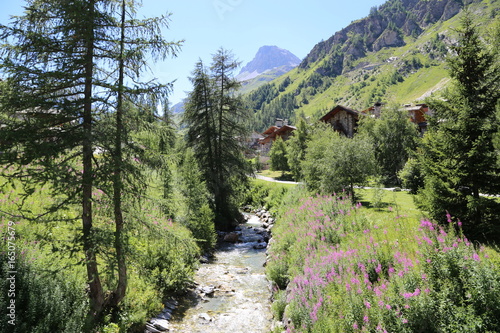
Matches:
[0,0,181,322]
[419,13,500,238]
[184,48,250,230]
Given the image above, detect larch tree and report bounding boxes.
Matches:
[183,48,250,230]
[0,0,181,323]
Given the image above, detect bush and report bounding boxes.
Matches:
[266,189,500,332]
[0,250,88,333]
[398,157,424,194]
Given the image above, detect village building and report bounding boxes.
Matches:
[259,118,296,154]
[319,105,360,138]
[363,102,432,135]
[404,103,431,135]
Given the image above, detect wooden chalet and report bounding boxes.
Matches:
[363,102,432,135]
[320,105,360,138]
[405,103,431,135]
[259,119,296,153]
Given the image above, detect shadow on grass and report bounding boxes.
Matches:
[276,173,295,182]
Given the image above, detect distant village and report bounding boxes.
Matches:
[251,102,431,157]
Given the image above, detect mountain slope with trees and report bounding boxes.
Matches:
[245,0,499,131]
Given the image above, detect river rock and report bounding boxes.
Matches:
[200,285,215,296]
[199,313,212,322]
[199,255,209,264]
[223,232,239,243]
[164,299,178,310]
[253,242,267,249]
[157,311,172,321]
[145,323,164,333]
[151,318,170,331]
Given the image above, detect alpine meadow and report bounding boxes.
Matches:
[0,0,500,332]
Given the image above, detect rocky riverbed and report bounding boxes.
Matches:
[145,211,276,333]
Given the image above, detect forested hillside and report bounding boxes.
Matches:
[246,0,499,131]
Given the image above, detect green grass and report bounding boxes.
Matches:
[247,0,499,123]
[266,185,500,332]
[355,188,425,222]
[0,170,200,332]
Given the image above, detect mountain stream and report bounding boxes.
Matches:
[167,214,273,332]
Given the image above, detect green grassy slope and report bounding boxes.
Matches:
[246,0,499,129]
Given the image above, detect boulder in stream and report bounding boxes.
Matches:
[223,232,239,243]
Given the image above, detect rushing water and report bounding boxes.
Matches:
[168,214,273,333]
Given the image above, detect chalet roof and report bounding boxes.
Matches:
[267,125,296,139]
[404,103,428,111]
[320,105,360,122]
[275,125,297,134]
[262,126,279,135]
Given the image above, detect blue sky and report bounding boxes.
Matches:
[0,0,387,105]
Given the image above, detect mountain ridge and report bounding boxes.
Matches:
[244,0,498,131]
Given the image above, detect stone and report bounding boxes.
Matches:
[151,318,170,331]
[201,285,215,296]
[145,323,163,333]
[199,255,209,264]
[156,311,172,321]
[253,242,267,249]
[223,232,239,243]
[199,313,212,321]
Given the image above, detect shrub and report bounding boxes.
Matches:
[0,249,88,333]
[267,191,500,332]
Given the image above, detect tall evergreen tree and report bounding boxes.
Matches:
[419,13,500,238]
[184,48,250,230]
[286,117,310,180]
[0,0,181,322]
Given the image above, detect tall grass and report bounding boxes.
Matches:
[267,188,500,332]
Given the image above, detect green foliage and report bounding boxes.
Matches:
[242,179,294,213]
[0,250,88,333]
[269,136,290,173]
[266,186,500,333]
[301,123,377,197]
[184,49,251,230]
[419,13,500,239]
[286,117,311,181]
[371,181,386,210]
[398,157,424,194]
[358,106,419,185]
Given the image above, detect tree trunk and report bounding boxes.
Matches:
[82,0,105,321]
[110,0,127,307]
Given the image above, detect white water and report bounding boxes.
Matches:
[168,215,273,332]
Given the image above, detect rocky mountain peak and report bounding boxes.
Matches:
[237,46,301,81]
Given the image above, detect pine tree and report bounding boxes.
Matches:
[184,49,250,230]
[0,0,181,322]
[419,13,500,238]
